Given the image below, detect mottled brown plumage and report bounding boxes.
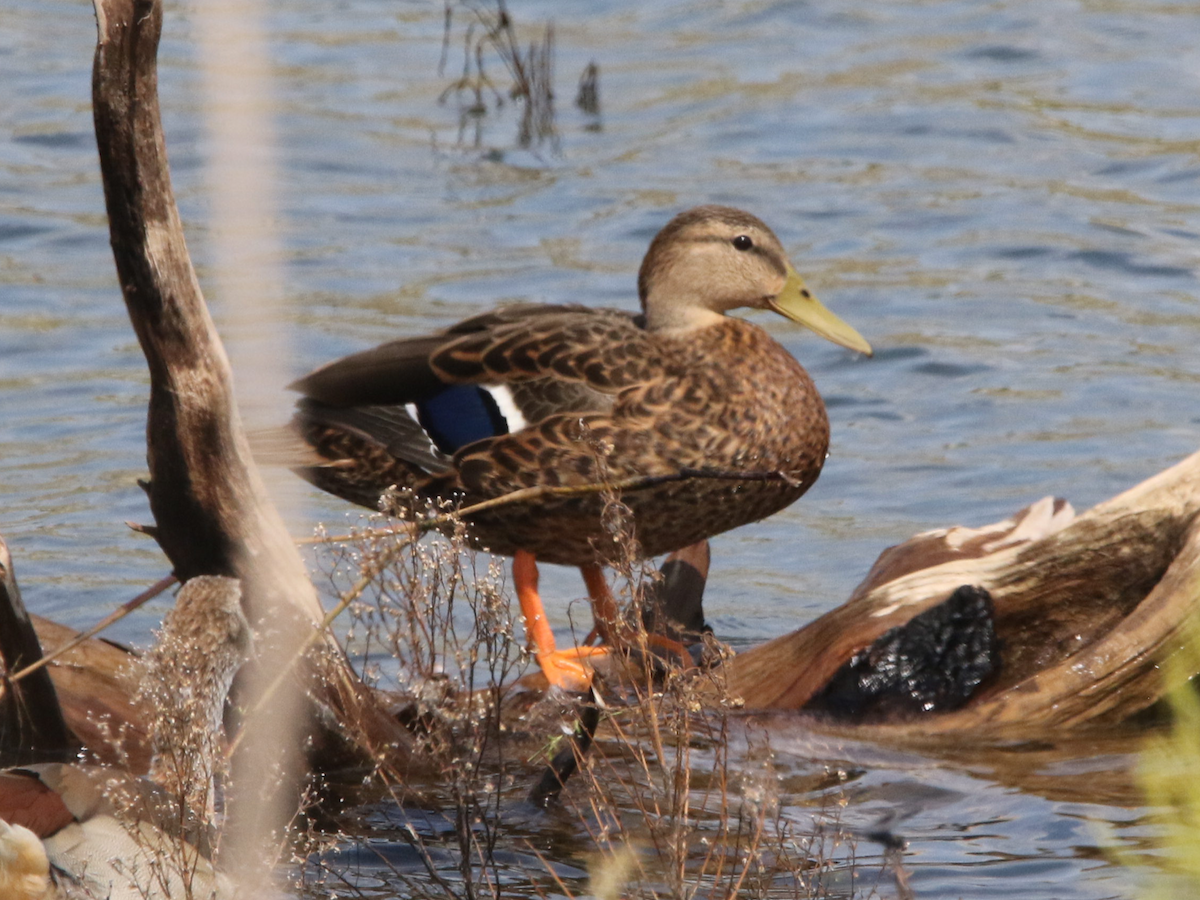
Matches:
[434,317,826,563]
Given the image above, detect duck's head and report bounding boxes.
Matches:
[637,205,872,355]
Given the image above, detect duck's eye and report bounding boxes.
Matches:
[732,234,754,251]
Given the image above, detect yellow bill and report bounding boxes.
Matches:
[768,266,873,357]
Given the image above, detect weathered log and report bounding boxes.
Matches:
[30,614,152,771]
[725,448,1200,733]
[0,540,75,763]
[91,0,312,625]
[89,0,412,774]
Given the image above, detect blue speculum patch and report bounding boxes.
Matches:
[416,384,508,453]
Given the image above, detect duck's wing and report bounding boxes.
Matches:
[290,306,660,503]
[289,334,448,408]
[294,402,450,475]
[292,305,654,405]
[428,305,659,392]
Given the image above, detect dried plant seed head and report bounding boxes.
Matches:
[140,576,250,819]
[148,575,251,718]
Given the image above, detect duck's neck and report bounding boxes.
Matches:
[643,303,727,333]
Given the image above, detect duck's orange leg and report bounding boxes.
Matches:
[515,550,606,692]
[580,564,692,667]
[581,564,620,645]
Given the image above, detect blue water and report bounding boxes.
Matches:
[4,0,1200,896]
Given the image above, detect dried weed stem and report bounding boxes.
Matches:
[300,493,874,899]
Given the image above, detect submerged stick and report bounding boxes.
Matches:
[527,693,602,808]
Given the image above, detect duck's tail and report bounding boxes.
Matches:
[276,401,451,511]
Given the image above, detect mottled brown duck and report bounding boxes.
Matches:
[290,205,872,690]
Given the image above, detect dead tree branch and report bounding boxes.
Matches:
[89,0,413,773]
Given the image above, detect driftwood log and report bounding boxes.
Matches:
[0,532,154,769]
[726,448,1200,734]
[25,614,151,769]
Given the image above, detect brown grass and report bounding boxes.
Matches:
[84,496,892,898]
[294,496,884,899]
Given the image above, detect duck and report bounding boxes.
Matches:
[289,205,872,691]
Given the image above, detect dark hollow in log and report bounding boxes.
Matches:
[0,539,75,763]
[802,584,999,722]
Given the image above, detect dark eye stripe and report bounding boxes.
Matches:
[694,234,788,276]
[748,243,787,275]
